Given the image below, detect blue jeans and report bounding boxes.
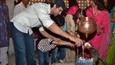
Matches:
[38,50,49,65]
[57,46,66,60]
[10,23,36,65]
[50,48,58,64]
[38,47,58,65]
[50,47,66,64]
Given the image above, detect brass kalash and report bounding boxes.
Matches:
[77,17,97,41]
[75,16,99,65]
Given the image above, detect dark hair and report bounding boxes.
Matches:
[50,3,62,8]
[68,0,78,8]
[92,0,106,10]
[50,15,65,26]
[54,0,66,10]
[54,0,65,7]
[50,2,67,13]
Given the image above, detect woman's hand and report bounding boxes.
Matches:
[84,42,92,48]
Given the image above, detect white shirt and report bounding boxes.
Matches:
[13,2,27,16]
[11,3,54,35]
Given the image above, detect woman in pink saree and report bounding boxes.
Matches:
[86,0,111,61]
[66,0,110,62]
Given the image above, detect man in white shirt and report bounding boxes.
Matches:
[13,0,30,16]
[10,2,83,65]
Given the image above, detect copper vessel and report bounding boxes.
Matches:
[77,17,97,41]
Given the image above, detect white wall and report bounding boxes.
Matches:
[6,0,14,19]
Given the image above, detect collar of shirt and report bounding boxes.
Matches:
[48,4,51,14]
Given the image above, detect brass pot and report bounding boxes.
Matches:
[77,17,97,34]
[77,17,97,41]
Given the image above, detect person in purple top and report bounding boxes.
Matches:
[0,0,10,65]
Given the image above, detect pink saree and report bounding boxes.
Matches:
[86,8,111,61]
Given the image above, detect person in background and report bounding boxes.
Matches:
[0,0,10,65]
[65,0,91,36]
[51,0,67,64]
[86,0,111,62]
[13,0,30,16]
[10,2,83,65]
[65,6,78,36]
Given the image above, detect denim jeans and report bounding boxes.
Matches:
[50,47,58,64]
[50,46,66,64]
[38,47,58,65]
[10,23,36,65]
[38,50,49,65]
[57,46,66,60]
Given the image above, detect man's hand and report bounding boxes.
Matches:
[68,36,83,47]
[48,23,83,46]
[52,39,74,47]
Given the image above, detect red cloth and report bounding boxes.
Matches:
[66,5,79,15]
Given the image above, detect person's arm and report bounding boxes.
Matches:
[65,15,72,33]
[65,14,76,36]
[37,7,83,46]
[39,27,60,40]
[39,27,74,47]
[47,23,83,46]
[52,40,74,47]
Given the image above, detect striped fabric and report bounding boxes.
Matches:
[37,39,56,52]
